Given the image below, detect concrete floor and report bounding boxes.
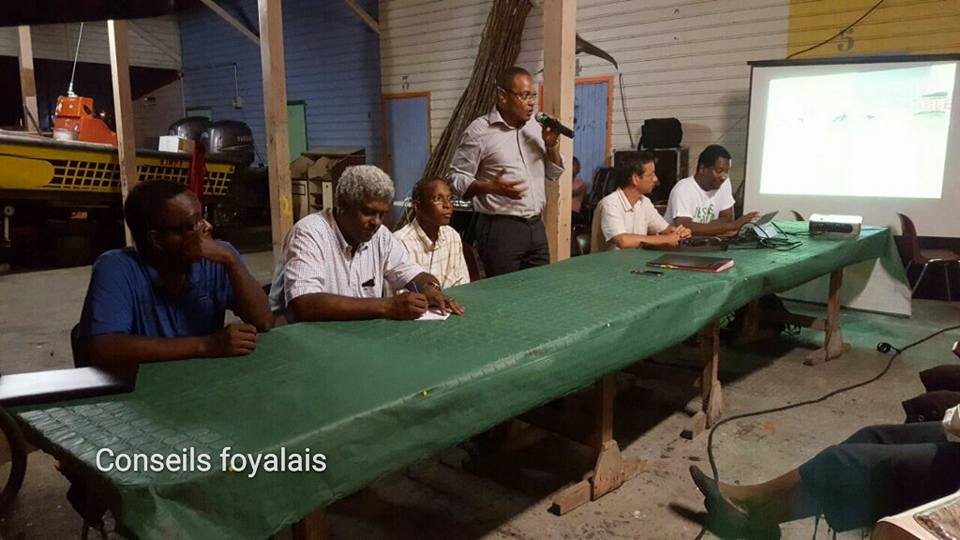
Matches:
[1,252,958,539]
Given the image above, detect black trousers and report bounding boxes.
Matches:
[474,214,550,277]
[798,422,960,531]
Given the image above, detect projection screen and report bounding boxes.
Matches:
[743,55,960,238]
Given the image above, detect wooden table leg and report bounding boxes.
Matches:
[737,299,761,344]
[292,509,330,540]
[551,374,645,515]
[738,269,852,365]
[701,322,723,425]
[590,374,615,452]
[590,375,622,498]
[805,269,850,365]
[732,299,771,346]
[682,322,722,439]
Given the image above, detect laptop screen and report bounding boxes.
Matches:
[755,210,779,225]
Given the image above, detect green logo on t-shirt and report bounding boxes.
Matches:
[693,204,716,223]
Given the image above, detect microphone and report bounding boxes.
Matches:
[535,113,574,138]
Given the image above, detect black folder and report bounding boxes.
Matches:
[647,254,735,273]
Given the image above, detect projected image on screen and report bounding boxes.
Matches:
[759,63,955,198]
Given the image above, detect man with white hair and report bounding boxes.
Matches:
[269,165,464,322]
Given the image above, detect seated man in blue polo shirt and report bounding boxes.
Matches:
[77,180,273,371]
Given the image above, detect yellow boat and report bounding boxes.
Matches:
[0,129,240,204]
[0,130,250,268]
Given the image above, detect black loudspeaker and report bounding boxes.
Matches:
[585,167,619,213]
[639,118,682,149]
[613,147,688,204]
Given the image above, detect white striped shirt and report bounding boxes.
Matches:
[448,109,565,218]
[269,209,423,314]
[393,220,470,290]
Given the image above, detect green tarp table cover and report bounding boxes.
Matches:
[14,223,902,539]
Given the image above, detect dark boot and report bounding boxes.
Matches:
[690,465,782,540]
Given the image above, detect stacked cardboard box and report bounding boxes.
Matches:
[289,148,365,221]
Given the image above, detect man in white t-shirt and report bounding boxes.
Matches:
[591,152,691,252]
[664,144,758,236]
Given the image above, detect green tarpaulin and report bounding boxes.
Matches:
[15,223,902,539]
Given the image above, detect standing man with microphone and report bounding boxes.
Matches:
[449,66,566,277]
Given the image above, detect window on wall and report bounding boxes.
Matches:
[186,107,212,120]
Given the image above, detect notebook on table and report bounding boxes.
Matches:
[647,254,735,273]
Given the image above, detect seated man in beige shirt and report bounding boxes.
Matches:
[394,177,470,289]
[590,152,690,252]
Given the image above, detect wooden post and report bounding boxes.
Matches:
[17,26,40,133]
[258,0,294,262]
[108,20,138,246]
[541,0,575,263]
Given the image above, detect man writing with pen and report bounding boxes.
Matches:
[269,165,464,322]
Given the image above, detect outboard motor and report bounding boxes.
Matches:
[168,116,212,142]
[206,120,254,167]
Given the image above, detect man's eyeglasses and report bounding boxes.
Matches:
[426,195,453,206]
[499,87,537,103]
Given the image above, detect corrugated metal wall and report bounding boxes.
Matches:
[380,0,490,146]
[787,0,960,58]
[380,0,959,189]
[0,17,182,69]
[519,0,792,189]
[179,0,383,165]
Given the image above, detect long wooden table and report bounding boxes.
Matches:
[13,222,900,539]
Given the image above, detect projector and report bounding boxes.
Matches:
[809,214,862,239]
